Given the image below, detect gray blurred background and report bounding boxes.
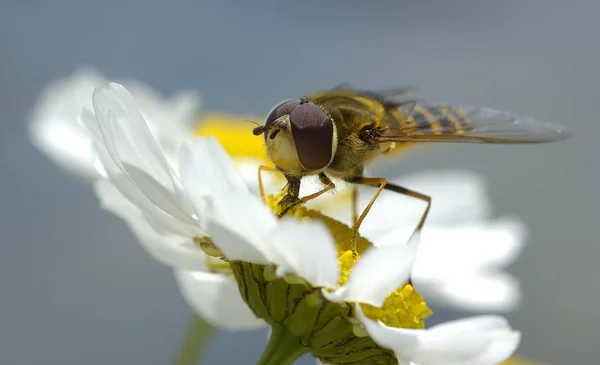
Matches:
[0,0,596,364]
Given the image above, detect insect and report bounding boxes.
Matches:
[252,84,570,251]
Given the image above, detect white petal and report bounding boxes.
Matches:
[411,219,527,274]
[27,67,108,180]
[92,82,175,186]
[90,140,200,237]
[234,158,281,195]
[121,163,194,221]
[179,138,248,200]
[415,273,521,312]
[92,83,192,221]
[29,114,99,180]
[206,193,277,264]
[174,270,266,331]
[355,306,520,365]
[101,173,201,238]
[426,315,510,334]
[81,106,140,182]
[167,90,203,127]
[94,180,207,270]
[406,219,525,311]
[369,226,415,248]
[124,84,201,165]
[80,86,199,235]
[322,232,419,306]
[389,169,492,223]
[463,330,522,365]
[124,80,201,131]
[270,219,339,289]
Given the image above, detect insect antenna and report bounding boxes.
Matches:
[245,119,265,135]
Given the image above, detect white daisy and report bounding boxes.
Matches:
[86,82,521,365]
[28,69,525,331]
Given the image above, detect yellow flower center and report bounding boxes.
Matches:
[266,194,432,329]
[194,113,269,161]
[500,358,544,365]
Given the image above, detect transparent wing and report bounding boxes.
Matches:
[375,104,571,144]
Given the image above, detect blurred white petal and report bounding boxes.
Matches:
[415,273,521,312]
[235,158,280,195]
[411,219,526,272]
[174,270,266,331]
[28,67,108,180]
[28,67,201,180]
[408,219,526,311]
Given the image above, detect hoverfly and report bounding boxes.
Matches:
[252,84,570,251]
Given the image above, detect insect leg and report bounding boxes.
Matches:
[344,177,387,253]
[277,173,336,218]
[351,185,359,225]
[300,173,336,204]
[380,181,431,231]
[345,176,432,254]
[257,165,281,203]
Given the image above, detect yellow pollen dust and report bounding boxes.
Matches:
[266,194,432,329]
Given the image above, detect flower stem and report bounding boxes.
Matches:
[257,325,308,365]
[173,315,215,365]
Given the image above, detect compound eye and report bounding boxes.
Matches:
[289,103,334,170]
[265,99,302,126]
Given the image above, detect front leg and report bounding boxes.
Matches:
[276,173,336,218]
[275,175,302,218]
